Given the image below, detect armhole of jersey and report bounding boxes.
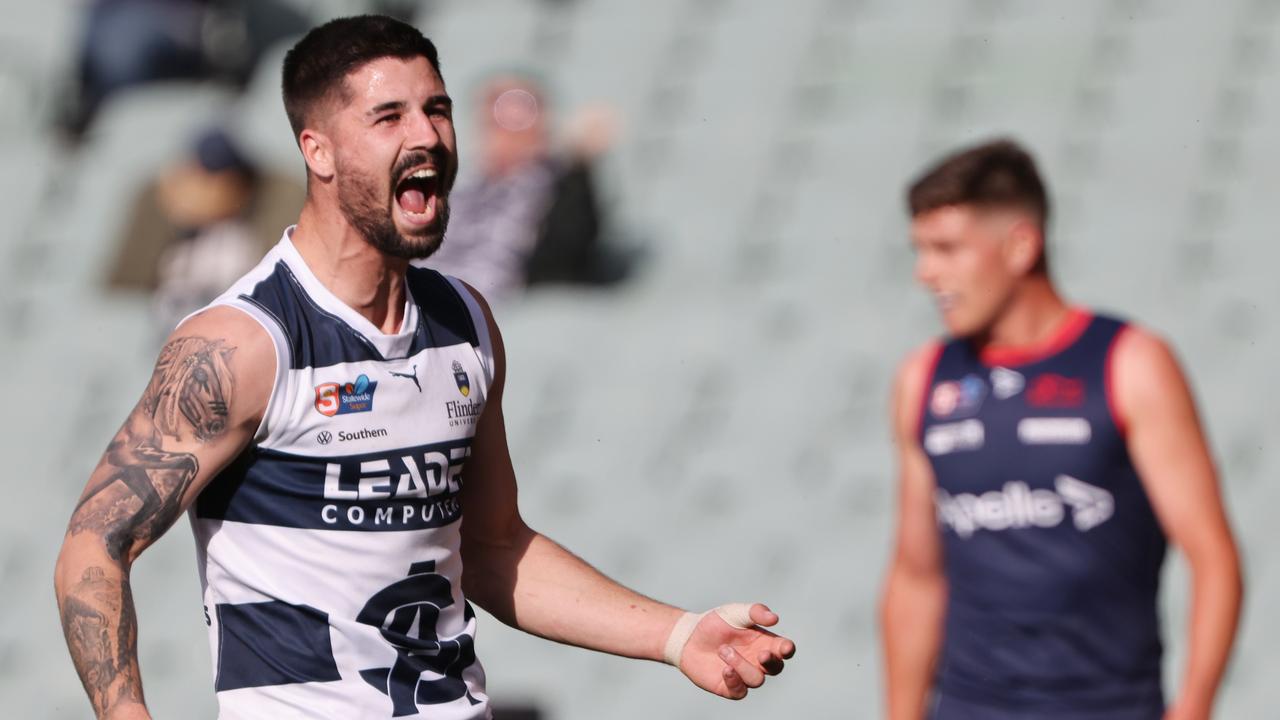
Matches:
[445,276,496,391]
[914,342,945,443]
[182,298,291,445]
[1105,324,1132,439]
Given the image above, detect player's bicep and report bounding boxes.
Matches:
[64,308,274,563]
[460,393,526,545]
[1115,329,1231,552]
[889,346,944,576]
[454,284,528,549]
[892,444,943,575]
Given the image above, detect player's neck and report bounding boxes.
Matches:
[981,277,1071,350]
[291,202,409,334]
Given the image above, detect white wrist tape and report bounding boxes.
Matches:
[662,603,756,667]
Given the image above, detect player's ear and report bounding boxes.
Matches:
[299,126,336,180]
[1005,217,1042,276]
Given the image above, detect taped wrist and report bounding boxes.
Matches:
[662,603,755,667]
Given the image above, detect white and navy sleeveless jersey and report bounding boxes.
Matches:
[186,229,495,719]
[919,309,1167,719]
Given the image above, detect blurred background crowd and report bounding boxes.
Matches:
[1,1,1277,718]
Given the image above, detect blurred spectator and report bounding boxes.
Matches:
[106,126,303,333]
[63,0,309,138]
[425,73,635,301]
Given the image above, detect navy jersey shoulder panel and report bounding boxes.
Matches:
[405,266,479,351]
[240,260,386,369]
[934,334,979,378]
[1069,313,1128,358]
[914,342,948,444]
[239,263,482,369]
[930,311,1129,381]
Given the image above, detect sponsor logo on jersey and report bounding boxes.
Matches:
[388,364,421,393]
[924,419,985,456]
[1027,373,1085,407]
[336,427,390,443]
[320,445,472,529]
[317,430,333,445]
[930,374,987,419]
[445,401,482,429]
[452,360,470,397]
[314,374,378,416]
[991,367,1025,400]
[1018,417,1092,445]
[936,475,1114,538]
[445,399,482,424]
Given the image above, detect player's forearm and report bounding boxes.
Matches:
[54,536,149,720]
[1176,541,1243,712]
[465,529,682,662]
[881,568,946,720]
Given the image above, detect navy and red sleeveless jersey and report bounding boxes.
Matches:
[918,308,1168,719]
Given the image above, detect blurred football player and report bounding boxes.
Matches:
[881,139,1242,720]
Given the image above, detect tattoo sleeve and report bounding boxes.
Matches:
[59,566,144,713]
[58,336,236,718]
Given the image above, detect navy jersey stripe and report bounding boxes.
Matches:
[196,441,472,532]
[214,601,341,691]
[243,262,477,370]
[407,266,479,349]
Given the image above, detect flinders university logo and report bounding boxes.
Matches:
[452,360,470,397]
[314,373,378,417]
[443,361,481,426]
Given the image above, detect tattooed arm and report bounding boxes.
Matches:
[54,308,275,720]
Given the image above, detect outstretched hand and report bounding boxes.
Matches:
[678,604,796,700]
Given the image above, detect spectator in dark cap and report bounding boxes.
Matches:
[107,125,304,335]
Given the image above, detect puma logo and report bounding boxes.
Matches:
[389,365,421,393]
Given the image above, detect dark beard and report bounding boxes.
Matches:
[336,162,451,260]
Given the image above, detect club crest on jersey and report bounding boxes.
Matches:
[452,360,470,397]
[357,561,480,714]
[930,374,987,419]
[314,373,378,417]
[1027,373,1085,407]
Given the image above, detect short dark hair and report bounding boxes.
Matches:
[281,15,442,141]
[907,138,1050,272]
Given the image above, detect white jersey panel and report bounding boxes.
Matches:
[192,520,489,720]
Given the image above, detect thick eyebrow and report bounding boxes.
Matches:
[365,95,452,117]
[367,100,406,117]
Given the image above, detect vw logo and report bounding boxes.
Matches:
[317,430,333,445]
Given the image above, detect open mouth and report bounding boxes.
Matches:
[394,167,440,228]
[934,291,958,312]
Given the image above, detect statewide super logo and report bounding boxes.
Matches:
[452,360,470,397]
[315,373,378,417]
[930,374,987,419]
